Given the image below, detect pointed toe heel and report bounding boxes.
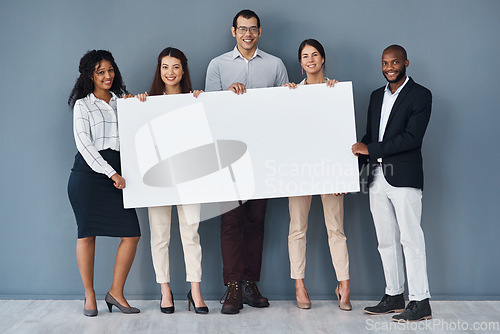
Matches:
[296,300,312,309]
[296,291,311,309]
[160,291,175,314]
[83,298,98,317]
[188,290,209,314]
[105,292,140,314]
[335,285,352,311]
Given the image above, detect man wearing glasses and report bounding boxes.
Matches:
[205,9,288,315]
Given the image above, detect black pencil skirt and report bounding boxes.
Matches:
[68,149,140,238]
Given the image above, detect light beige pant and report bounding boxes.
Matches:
[288,194,349,281]
[148,204,202,283]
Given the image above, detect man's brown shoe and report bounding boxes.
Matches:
[242,280,269,308]
[220,281,243,314]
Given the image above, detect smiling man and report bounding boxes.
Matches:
[205,9,288,315]
[352,45,432,322]
[206,9,288,94]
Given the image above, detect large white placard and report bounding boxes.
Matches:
[117,82,360,210]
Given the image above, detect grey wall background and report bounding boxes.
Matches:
[1,0,499,301]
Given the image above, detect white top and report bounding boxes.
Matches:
[205,46,288,91]
[377,76,410,162]
[73,92,120,177]
[298,77,329,85]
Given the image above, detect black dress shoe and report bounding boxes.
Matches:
[187,290,209,314]
[242,280,269,308]
[364,293,405,315]
[392,298,432,322]
[220,281,243,315]
[160,291,175,314]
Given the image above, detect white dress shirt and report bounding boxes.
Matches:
[73,92,120,177]
[377,76,410,162]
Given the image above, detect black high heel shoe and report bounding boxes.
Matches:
[160,290,175,314]
[187,290,209,314]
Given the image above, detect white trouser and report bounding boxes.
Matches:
[369,166,430,301]
[148,204,202,283]
[288,194,349,281]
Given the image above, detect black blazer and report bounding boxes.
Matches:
[361,77,432,190]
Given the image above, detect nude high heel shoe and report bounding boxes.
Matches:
[335,285,352,311]
[296,289,311,309]
[297,298,312,309]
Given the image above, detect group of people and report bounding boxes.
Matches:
[67,9,432,323]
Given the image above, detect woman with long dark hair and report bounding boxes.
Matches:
[135,47,208,314]
[284,39,351,311]
[68,50,141,316]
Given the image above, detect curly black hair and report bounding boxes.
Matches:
[68,50,127,107]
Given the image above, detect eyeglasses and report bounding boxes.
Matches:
[235,26,259,34]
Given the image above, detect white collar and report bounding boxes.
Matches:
[89,91,117,104]
[232,46,260,61]
[384,76,410,96]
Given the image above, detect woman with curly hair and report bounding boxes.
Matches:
[68,50,141,316]
[135,47,208,314]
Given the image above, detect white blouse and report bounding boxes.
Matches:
[298,77,329,85]
[73,92,120,178]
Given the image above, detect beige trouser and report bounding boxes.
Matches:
[288,194,349,281]
[148,204,202,283]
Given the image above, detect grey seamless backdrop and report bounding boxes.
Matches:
[0,0,498,300]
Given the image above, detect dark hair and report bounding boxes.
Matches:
[149,47,192,96]
[232,9,260,28]
[298,39,326,63]
[383,44,407,60]
[68,50,127,107]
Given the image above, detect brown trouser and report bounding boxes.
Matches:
[220,199,267,283]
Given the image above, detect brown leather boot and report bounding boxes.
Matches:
[220,281,243,314]
[242,280,269,308]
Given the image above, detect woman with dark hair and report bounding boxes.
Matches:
[284,39,351,311]
[68,50,141,316]
[135,47,208,314]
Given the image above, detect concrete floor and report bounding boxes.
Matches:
[0,299,499,334]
